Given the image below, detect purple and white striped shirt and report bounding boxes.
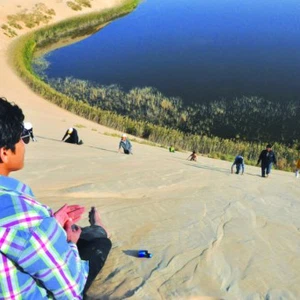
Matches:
[0,176,89,299]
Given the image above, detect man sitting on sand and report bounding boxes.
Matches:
[118,133,132,154]
[169,145,175,153]
[231,154,245,175]
[0,97,111,299]
[62,127,83,144]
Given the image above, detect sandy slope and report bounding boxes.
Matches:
[1,1,300,300]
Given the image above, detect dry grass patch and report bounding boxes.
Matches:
[1,24,17,37]
[67,0,92,11]
[1,3,56,37]
[75,0,92,8]
[66,2,82,11]
[74,124,86,128]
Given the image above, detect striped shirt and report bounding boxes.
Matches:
[0,176,89,299]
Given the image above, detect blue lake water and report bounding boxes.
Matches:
[43,0,300,105]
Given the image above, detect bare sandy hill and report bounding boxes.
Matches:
[1,1,300,300]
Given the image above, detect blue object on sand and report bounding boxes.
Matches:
[138,250,152,258]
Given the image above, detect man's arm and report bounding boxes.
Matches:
[257,151,262,165]
[18,217,88,299]
[62,130,69,141]
[241,161,245,174]
[118,141,122,152]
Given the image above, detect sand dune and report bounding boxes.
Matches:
[1,1,300,299]
[17,136,300,300]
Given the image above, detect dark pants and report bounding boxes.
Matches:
[65,131,79,144]
[77,226,112,296]
[65,137,78,144]
[261,163,272,177]
[236,164,241,174]
[124,149,130,154]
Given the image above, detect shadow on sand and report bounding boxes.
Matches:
[122,250,151,258]
[36,135,116,153]
[184,162,230,175]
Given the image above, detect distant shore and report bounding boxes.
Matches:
[0,0,134,140]
[1,0,299,173]
[0,0,135,93]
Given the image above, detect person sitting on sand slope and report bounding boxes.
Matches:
[0,97,111,299]
[24,121,37,142]
[231,154,245,175]
[169,145,175,153]
[62,127,83,145]
[118,133,132,154]
[187,151,197,162]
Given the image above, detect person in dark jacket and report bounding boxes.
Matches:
[257,144,277,177]
[62,127,83,145]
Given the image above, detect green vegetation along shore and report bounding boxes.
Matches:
[45,77,300,145]
[10,0,300,171]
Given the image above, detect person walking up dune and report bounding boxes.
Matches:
[257,144,277,177]
[231,154,245,175]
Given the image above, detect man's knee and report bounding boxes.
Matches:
[82,238,112,294]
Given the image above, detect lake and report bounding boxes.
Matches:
[42,0,300,105]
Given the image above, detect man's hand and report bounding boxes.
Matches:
[66,205,85,223]
[64,220,81,244]
[54,204,85,228]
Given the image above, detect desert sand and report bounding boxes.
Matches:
[1,1,300,299]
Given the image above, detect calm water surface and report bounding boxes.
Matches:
[43,0,300,105]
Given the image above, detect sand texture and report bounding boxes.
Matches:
[1,1,300,299]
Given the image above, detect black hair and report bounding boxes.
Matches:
[0,97,24,153]
[266,144,272,148]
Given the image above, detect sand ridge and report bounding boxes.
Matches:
[1,0,300,299]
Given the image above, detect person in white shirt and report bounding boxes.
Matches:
[24,121,37,142]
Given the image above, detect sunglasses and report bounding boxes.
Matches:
[21,129,30,144]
